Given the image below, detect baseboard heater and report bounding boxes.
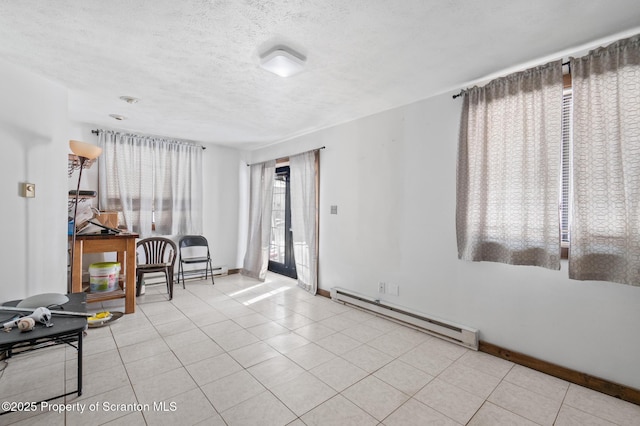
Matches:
[330,287,479,350]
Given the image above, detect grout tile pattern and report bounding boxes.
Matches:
[1,272,639,425]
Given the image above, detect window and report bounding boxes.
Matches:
[568,34,640,286]
[459,33,640,285]
[456,61,563,270]
[98,130,203,238]
[560,88,572,249]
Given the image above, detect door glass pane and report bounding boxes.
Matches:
[270,175,286,263]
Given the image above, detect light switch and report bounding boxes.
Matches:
[330,205,338,214]
[21,182,35,198]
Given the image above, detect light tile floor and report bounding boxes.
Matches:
[1,273,639,425]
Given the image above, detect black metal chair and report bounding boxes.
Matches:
[136,237,177,300]
[177,235,215,287]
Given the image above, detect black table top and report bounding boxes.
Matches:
[0,293,87,347]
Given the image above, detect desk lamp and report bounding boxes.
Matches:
[69,140,102,292]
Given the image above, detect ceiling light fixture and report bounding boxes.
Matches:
[260,47,306,77]
[109,114,126,121]
[119,95,140,104]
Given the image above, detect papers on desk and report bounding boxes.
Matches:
[78,219,121,235]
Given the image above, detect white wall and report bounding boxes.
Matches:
[201,143,243,269]
[0,59,68,302]
[248,91,640,390]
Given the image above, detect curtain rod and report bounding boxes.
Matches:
[91,129,207,150]
[452,60,571,100]
[246,146,325,167]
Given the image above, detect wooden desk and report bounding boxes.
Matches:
[70,233,138,314]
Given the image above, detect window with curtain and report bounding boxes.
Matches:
[458,33,640,287]
[560,89,573,248]
[456,61,564,270]
[569,34,640,286]
[242,150,320,294]
[97,130,203,238]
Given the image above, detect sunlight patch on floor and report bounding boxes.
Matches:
[242,286,291,306]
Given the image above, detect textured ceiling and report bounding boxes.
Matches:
[1,1,640,148]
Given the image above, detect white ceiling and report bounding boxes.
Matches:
[1,1,640,149]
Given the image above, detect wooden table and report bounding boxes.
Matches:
[70,233,138,313]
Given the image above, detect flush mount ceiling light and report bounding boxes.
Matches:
[119,95,140,104]
[109,114,126,121]
[260,47,306,77]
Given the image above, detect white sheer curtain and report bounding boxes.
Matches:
[165,141,203,235]
[242,160,275,280]
[290,151,319,294]
[569,35,640,286]
[98,130,203,238]
[456,61,563,269]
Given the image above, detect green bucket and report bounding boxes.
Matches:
[89,262,121,292]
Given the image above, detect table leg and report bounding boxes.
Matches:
[125,239,136,314]
[77,330,83,396]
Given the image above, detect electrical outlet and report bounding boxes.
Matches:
[378,282,386,293]
[387,283,399,296]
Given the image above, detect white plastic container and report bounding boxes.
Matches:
[89,262,121,292]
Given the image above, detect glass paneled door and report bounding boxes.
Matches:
[268,166,297,279]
